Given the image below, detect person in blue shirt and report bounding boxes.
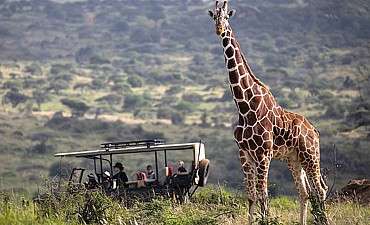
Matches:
[177,160,187,173]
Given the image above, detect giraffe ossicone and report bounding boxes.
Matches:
[207,1,328,225]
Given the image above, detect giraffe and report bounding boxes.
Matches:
[207,1,328,224]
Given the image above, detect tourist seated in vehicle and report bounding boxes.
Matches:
[146,164,156,180]
[85,173,99,189]
[102,171,111,190]
[177,160,187,173]
[113,162,128,188]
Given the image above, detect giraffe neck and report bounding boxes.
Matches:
[221,24,267,91]
[221,24,278,120]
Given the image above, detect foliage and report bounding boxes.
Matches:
[24,63,43,75]
[48,80,69,94]
[0,0,369,206]
[127,75,144,88]
[123,94,145,111]
[309,194,329,225]
[32,90,50,110]
[60,98,90,117]
[89,55,110,65]
[2,183,370,225]
[2,90,28,108]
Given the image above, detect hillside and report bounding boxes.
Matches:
[0,0,369,196]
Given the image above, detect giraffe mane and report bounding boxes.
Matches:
[232,33,269,91]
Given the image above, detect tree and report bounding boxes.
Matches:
[220,89,232,102]
[29,132,54,154]
[123,94,143,111]
[96,94,122,111]
[3,90,28,108]
[111,82,131,93]
[23,77,37,89]
[73,82,90,94]
[91,79,105,90]
[50,64,72,75]
[90,55,110,65]
[175,101,195,113]
[32,90,50,110]
[2,80,23,90]
[60,98,90,117]
[48,80,69,94]
[24,63,42,75]
[182,93,202,103]
[9,73,19,79]
[127,75,144,88]
[157,107,175,119]
[171,112,185,125]
[75,46,94,63]
[148,4,165,26]
[53,74,74,82]
[166,86,184,95]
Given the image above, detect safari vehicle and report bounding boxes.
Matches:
[54,139,210,203]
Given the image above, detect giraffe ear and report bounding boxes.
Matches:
[228,9,236,18]
[207,9,214,18]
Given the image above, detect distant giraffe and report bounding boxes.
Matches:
[207,1,328,224]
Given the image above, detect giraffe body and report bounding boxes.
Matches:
[207,2,328,224]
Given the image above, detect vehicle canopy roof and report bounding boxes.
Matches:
[54,142,206,167]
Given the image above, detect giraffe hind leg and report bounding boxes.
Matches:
[301,157,327,201]
[239,149,256,224]
[287,157,311,225]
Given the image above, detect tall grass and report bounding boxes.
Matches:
[1,185,369,225]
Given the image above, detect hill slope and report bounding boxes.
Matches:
[0,0,369,195]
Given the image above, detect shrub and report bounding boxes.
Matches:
[50,64,72,75]
[182,93,203,103]
[24,63,42,75]
[127,75,144,88]
[171,112,185,125]
[175,101,195,113]
[157,107,175,119]
[2,80,23,90]
[123,94,144,110]
[2,90,28,108]
[90,55,110,65]
[166,86,184,95]
[60,98,90,117]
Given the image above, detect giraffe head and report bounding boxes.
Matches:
[207,1,236,36]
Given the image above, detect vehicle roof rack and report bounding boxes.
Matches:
[100,139,165,150]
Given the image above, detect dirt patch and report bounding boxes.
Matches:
[327,179,370,206]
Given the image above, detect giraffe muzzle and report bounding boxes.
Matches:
[215,27,223,35]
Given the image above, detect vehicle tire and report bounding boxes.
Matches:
[198,159,210,187]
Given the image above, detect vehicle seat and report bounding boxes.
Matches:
[158,166,173,185]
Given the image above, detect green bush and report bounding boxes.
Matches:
[50,64,72,75]
[2,80,23,90]
[175,101,195,113]
[91,78,105,90]
[182,93,202,103]
[60,98,90,117]
[89,55,110,65]
[123,94,144,110]
[127,75,144,88]
[24,63,43,75]
[157,107,175,119]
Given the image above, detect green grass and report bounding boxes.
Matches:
[1,186,369,225]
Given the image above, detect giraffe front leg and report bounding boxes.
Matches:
[255,155,271,221]
[239,149,256,224]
